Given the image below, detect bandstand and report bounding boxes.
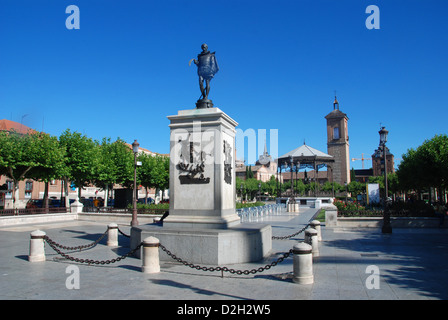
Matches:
[277,143,335,211]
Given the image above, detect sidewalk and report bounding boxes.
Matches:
[1,208,447,300]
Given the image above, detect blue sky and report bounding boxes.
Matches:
[1,0,447,169]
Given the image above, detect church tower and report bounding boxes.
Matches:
[325,96,350,185]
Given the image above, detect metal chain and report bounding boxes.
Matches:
[118,227,130,238]
[159,243,293,276]
[43,229,108,251]
[41,222,311,270]
[272,223,310,240]
[44,235,143,265]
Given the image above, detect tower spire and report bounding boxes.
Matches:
[333,92,339,110]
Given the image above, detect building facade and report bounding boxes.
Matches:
[0,119,166,209]
[325,97,350,185]
[372,146,395,176]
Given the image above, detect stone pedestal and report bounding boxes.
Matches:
[164,107,241,229]
[131,107,271,264]
[132,223,272,265]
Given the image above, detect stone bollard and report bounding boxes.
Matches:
[305,228,319,257]
[141,236,160,274]
[287,203,299,212]
[325,204,338,227]
[28,230,46,262]
[292,242,314,284]
[310,220,322,241]
[107,223,118,247]
[70,197,84,214]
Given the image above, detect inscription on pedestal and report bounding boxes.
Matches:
[223,140,232,185]
[176,135,211,184]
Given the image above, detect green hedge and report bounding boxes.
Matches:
[236,202,265,209]
[127,203,169,210]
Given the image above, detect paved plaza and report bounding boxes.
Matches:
[1,208,448,301]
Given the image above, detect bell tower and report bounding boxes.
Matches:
[325,96,350,185]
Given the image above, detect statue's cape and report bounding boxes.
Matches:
[197,52,219,80]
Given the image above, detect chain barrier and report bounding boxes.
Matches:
[43,229,108,251]
[44,235,143,265]
[159,243,293,276]
[271,223,310,240]
[41,221,310,274]
[157,223,310,276]
[118,227,130,238]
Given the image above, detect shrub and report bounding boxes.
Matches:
[334,199,365,212]
[236,202,265,209]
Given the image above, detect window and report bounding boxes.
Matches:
[25,181,33,199]
[333,127,340,140]
[25,181,33,191]
[5,180,13,199]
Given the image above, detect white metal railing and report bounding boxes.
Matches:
[236,203,286,222]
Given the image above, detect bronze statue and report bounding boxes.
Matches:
[189,44,219,108]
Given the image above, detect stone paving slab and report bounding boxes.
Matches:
[1,208,448,302]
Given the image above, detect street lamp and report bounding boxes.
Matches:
[240,184,244,204]
[289,155,296,204]
[379,127,392,234]
[344,182,348,204]
[131,139,140,227]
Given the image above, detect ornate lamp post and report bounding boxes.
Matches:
[294,160,300,196]
[289,155,296,204]
[379,127,392,233]
[131,139,140,227]
[344,182,348,204]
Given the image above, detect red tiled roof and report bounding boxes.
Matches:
[0,119,35,134]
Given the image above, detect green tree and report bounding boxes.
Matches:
[26,133,67,208]
[236,177,246,200]
[94,138,134,206]
[59,129,99,199]
[321,181,341,196]
[348,181,365,199]
[265,175,278,196]
[244,178,260,200]
[350,167,356,182]
[397,134,448,201]
[246,165,254,179]
[138,152,155,202]
[139,154,169,201]
[0,130,66,208]
[0,131,38,208]
[294,179,306,196]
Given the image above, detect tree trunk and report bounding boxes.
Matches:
[43,182,49,210]
[64,179,70,208]
[103,184,109,207]
[12,179,18,210]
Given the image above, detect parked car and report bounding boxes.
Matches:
[26,199,62,208]
[137,197,154,204]
[26,199,42,208]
